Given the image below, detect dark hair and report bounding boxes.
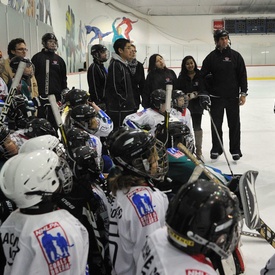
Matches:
[113,38,130,55]
[7,38,26,59]
[180,55,198,75]
[148,54,163,73]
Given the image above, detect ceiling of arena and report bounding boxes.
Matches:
[113,0,275,16]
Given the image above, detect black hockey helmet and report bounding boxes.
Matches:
[42,33,58,51]
[106,126,168,180]
[10,56,34,77]
[90,44,109,62]
[63,88,89,107]
[71,145,100,178]
[24,118,57,138]
[150,89,166,110]
[166,179,241,258]
[213,29,229,43]
[70,104,98,134]
[0,126,10,145]
[155,121,194,152]
[67,127,90,148]
[172,90,189,111]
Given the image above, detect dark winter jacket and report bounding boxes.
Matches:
[31,49,67,101]
[105,53,136,112]
[129,60,145,109]
[142,67,177,108]
[200,47,248,98]
[176,69,205,115]
[87,61,107,104]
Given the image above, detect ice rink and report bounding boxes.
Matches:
[200,79,275,274]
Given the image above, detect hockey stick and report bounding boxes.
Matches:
[177,142,222,185]
[45,59,50,119]
[0,61,27,126]
[206,106,234,176]
[48,94,68,150]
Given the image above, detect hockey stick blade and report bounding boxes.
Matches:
[239,170,261,230]
[0,61,27,126]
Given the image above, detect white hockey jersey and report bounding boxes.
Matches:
[108,185,168,275]
[261,253,275,275]
[136,227,217,275]
[123,108,179,136]
[0,209,89,275]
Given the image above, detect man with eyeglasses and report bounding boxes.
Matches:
[0,38,38,99]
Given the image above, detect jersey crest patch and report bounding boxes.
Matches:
[34,222,74,274]
[127,187,158,227]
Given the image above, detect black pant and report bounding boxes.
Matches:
[210,97,241,155]
[106,109,135,129]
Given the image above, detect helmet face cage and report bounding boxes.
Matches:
[56,156,73,194]
[42,33,58,51]
[91,45,109,62]
[115,138,168,180]
[172,90,189,111]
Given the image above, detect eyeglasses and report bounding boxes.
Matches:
[15,48,28,52]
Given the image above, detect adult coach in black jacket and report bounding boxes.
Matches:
[200,29,248,161]
[105,38,136,128]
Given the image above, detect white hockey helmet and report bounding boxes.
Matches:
[0,150,72,208]
[19,135,60,153]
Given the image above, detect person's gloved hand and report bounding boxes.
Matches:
[200,95,211,110]
[32,96,50,108]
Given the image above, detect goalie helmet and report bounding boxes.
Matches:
[91,44,109,63]
[63,88,89,107]
[155,121,194,152]
[166,179,241,258]
[172,90,189,111]
[213,29,229,43]
[0,150,73,208]
[42,33,58,51]
[24,118,57,138]
[70,104,98,134]
[150,89,166,110]
[106,126,168,180]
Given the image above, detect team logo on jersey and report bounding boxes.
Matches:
[127,187,158,227]
[34,222,74,274]
[223,57,231,62]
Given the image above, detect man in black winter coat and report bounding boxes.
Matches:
[105,38,136,128]
[200,29,248,161]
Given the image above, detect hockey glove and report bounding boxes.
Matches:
[200,95,211,110]
[32,96,50,108]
